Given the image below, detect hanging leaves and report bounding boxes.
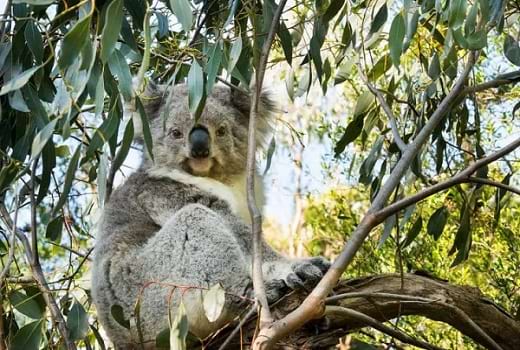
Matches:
[100,0,124,64]
[389,12,406,67]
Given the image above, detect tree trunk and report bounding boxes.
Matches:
[206,273,520,349]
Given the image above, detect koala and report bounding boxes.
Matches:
[91,83,330,349]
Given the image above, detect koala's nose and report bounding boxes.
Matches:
[189,127,210,158]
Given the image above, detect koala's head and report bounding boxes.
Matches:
[137,83,275,181]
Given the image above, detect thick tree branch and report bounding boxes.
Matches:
[208,274,520,350]
[247,0,288,327]
[324,306,445,350]
[254,52,479,349]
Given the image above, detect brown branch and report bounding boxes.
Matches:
[324,306,445,350]
[254,51,479,350]
[208,274,520,350]
[462,69,520,95]
[374,136,520,222]
[247,0,288,328]
[0,204,77,350]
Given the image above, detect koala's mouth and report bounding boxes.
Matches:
[187,157,214,176]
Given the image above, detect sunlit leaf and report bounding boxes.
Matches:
[203,284,226,322]
[169,301,189,350]
[169,0,193,32]
[0,65,42,96]
[188,60,206,120]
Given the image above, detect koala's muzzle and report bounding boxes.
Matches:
[189,127,210,158]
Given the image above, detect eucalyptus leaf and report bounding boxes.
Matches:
[169,0,193,32]
[203,284,226,322]
[10,320,43,350]
[389,13,405,67]
[67,301,89,340]
[100,0,124,63]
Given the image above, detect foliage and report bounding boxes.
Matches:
[0,0,519,349]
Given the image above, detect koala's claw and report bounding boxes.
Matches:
[265,279,287,303]
[286,257,330,291]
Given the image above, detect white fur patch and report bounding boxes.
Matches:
[147,168,263,223]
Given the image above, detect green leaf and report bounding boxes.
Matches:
[427,206,449,240]
[203,284,226,322]
[277,22,293,66]
[52,145,81,216]
[227,37,242,76]
[369,3,387,34]
[0,65,42,96]
[465,1,478,35]
[448,0,467,29]
[188,60,206,120]
[108,49,133,101]
[136,97,154,161]
[263,137,276,175]
[427,52,440,80]
[389,12,406,67]
[323,0,345,23]
[450,203,472,267]
[37,141,56,204]
[31,119,58,159]
[86,108,120,159]
[24,21,44,63]
[111,120,134,175]
[378,215,396,248]
[100,0,124,63]
[10,320,43,350]
[58,14,92,70]
[354,91,374,117]
[46,215,63,242]
[334,115,364,157]
[169,0,193,33]
[504,35,520,66]
[67,301,89,340]
[367,55,391,81]
[169,301,189,350]
[466,30,487,50]
[401,217,423,248]
[206,41,223,93]
[8,291,44,319]
[111,305,130,329]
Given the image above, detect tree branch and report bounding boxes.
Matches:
[374,136,520,222]
[324,306,445,350]
[462,69,520,95]
[254,51,479,349]
[357,62,407,152]
[208,274,520,350]
[247,0,288,328]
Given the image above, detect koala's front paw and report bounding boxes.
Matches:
[286,257,331,291]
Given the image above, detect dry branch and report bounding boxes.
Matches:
[208,274,520,350]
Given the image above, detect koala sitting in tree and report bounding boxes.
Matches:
[91,83,330,349]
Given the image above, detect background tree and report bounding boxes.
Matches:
[0,0,519,349]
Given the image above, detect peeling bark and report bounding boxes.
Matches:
[206,273,520,350]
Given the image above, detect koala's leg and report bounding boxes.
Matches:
[135,204,253,343]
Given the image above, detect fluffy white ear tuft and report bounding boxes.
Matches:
[230,88,277,147]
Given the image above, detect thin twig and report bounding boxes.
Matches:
[462,69,520,95]
[357,62,407,152]
[30,158,40,266]
[247,0,288,327]
[324,306,446,350]
[217,303,258,350]
[374,137,520,222]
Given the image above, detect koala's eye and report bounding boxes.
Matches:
[216,126,226,137]
[170,129,183,139]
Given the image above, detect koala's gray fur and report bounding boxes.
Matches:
[91,84,330,349]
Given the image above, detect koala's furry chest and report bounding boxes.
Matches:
[148,168,262,222]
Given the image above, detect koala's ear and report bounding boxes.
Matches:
[127,80,167,142]
[230,88,276,146]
